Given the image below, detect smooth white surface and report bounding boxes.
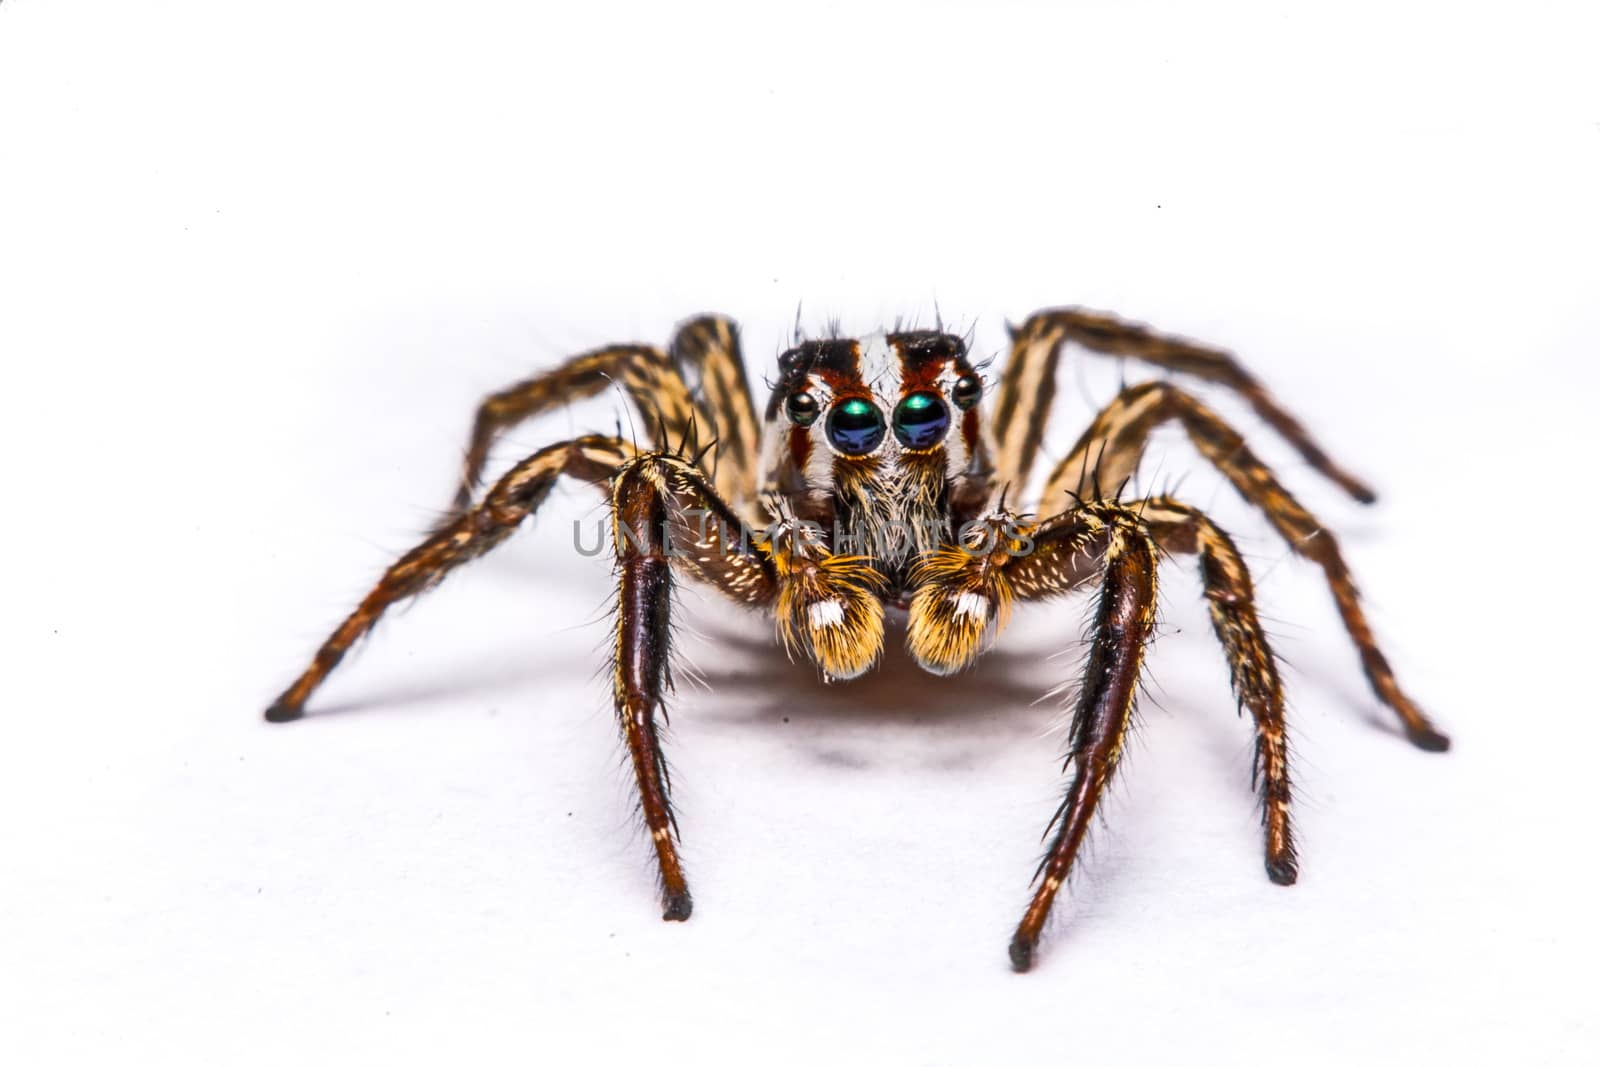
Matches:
[3,2,1598,1063]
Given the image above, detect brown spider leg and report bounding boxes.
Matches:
[452,345,692,510]
[611,463,687,917]
[1138,496,1297,884]
[452,340,700,513]
[265,435,636,722]
[907,491,1297,883]
[668,315,762,509]
[1042,381,1449,752]
[608,453,779,918]
[1000,503,1160,973]
[993,306,1376,501]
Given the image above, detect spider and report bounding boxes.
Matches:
[265,307,1449,972]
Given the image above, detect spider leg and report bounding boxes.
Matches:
[265,434,636,722]
[669,315,762,509]
[451,343,695,512]
[451,315,755,513]
[270,440,778,921]
[1138,496,1297,884]
[908,496,1291,966]
[1001,502,1160,973]
[1042,381,1449,752]
[608,462,894,905]
[906,490,1297,883]
[607,452,779,919]
[993,306,1375,501]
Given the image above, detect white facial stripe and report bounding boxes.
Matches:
[804,412,836,489]
[937,361,971,478]
[856,332,897,399]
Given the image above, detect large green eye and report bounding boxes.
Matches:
[785,391,820,426]
[892,391,950,449]
[952,374,982,410]
[826,397,886,455]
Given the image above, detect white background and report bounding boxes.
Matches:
[3,2,1597,1063]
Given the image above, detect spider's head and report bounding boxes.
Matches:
[762,330,988,562]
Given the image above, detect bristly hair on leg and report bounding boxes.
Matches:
[602,373,643,457]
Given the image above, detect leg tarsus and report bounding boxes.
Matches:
[1406,724,1452,753]
[1266,854,1300,886]
[1008,935,1037,973]
[263,699,303,724]
[662,889,694,922]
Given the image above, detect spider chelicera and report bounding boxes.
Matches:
[265,307,1448,971]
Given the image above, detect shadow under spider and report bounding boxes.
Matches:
[287,584,1099,764]
[679,613,1067,739]
[294,645,565,720]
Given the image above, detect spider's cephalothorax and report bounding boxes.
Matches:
[761,330,992,571]
[265,307,1449,972]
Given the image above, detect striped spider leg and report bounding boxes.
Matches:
[265,433,641,723]
[264,433,781,920]
[603,452,778,918]
[991,306,1379,502]
[907,495,1288,970]
[451,314,760,514]
[1040,380,1449,752]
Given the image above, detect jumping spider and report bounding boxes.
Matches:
[266,307,1448,971]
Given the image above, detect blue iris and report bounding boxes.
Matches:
[892,392,951,449]
[826,397,886,455]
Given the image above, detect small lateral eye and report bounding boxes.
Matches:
[785,391,820,427]
[952,374,983,410]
